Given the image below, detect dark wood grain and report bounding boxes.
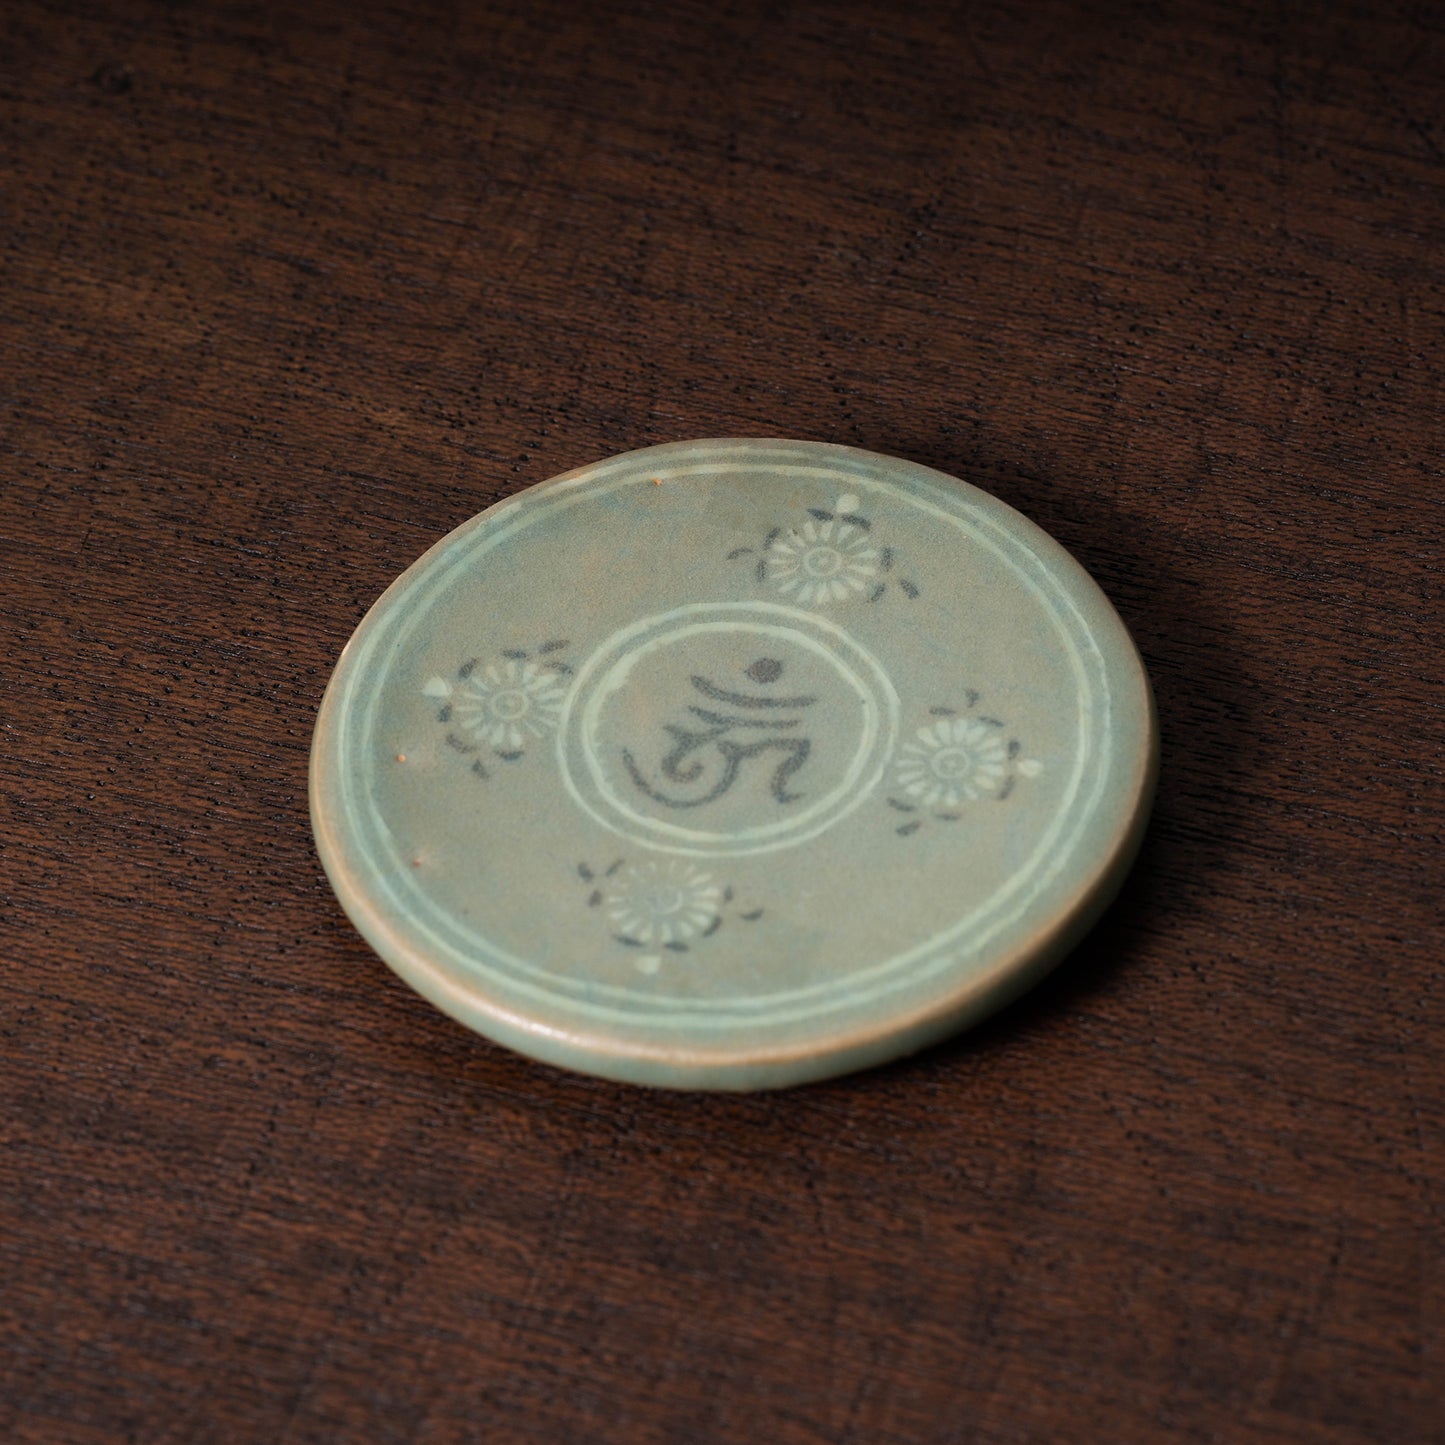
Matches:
[2,1,1441,1440]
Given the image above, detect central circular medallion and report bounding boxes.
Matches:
[559,602,900,857]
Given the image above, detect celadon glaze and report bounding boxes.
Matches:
[310,440,1157,1090]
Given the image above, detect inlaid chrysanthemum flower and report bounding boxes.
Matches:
[606,861,722,945]
[896,717,1011,807]
[426,658,568,753]
[765,509,879,605]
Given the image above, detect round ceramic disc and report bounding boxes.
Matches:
[310,440,1156,1090]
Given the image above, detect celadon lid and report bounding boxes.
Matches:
[310,440,1156,1090]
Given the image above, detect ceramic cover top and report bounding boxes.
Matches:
[310,440,1156,1090]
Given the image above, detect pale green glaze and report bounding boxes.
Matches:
[310,440,1157,1089]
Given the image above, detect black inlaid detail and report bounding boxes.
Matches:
[880,546,894,572]
[1008,738,1021,757]
[502,648,528,660]
[998,777,1015,801]
[538,639,569,653]
[807,508,834,522]
[457,659,476,680]
[702,916,722,937]
[588,889,602,907]
[623,735,812,809]
[887,797,916,813]
[929,706,956,717]
[838,512,870,529]
[740,909,764,922]
[471,759,489,780]
[896,820,923,836]
[936,811,961,822]
[578,863,594,881]
[614,935,644,948]
[664,941,689,953]
[446,733,475,754]
[979,716,1004,728]
[437,704,452,722]
[686,706,801,731]
[622,666,823,809]
[899,578,920,599]
[544,661,573,675]
[868,583,886,602]
[496,750,524,762]
[756,526,781,583]
[689,675,816,710]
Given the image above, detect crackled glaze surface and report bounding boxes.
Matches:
[310,440,1156,1088]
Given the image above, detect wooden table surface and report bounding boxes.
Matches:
[3,1,1441,1441]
